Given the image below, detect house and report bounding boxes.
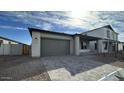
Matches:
[29,25,118,57]
[0,36,30,55]
[29,28,99,57]
[81,25,119,53]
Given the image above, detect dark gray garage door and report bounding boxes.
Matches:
[41,38,70,56]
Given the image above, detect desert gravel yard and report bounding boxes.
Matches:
[41,55,124,81]
[0,56,50,81]
[0,55,124,81]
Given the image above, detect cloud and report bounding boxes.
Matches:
[1,11,124,42]
[0,25,27,30]
[42,23,53,30]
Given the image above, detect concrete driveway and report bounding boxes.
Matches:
[41,55,123,81]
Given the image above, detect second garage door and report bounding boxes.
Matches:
[41,38,70,56]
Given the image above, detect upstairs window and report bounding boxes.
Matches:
[107,30,110,38]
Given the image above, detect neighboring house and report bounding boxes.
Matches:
[0,36,30,55]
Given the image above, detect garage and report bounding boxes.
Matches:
[41,38,70,56]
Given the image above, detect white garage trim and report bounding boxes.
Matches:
[31,30,74,57]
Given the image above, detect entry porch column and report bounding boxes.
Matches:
[96,39,103,53]
[74,35,80,56]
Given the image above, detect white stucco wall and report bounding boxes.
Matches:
[89,41,96,51]
[0,39,18,44]
[0,44,22,55]
[82,27,106,39]
[118,43,124,51]
[3,44,11,55]
[82,27,118,41]
[97,40,104,53]
[31,31,41,57]
[11,44,23,55]
[74,35,80,56]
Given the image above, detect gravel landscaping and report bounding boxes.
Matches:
[0,55,124,81]
[0,56,50,81]
[41,55,123,81]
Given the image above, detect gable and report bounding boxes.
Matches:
[82,25,118,35]
[81,25,118,40]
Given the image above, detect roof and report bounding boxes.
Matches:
[28,25,118,41]
[74,34,101,41]
[118,41,124,44]
[0,36,28,45]
[28,28,73,37]
[82,25,119,34]
[29,28,101,41]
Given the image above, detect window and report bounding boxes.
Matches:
[107,30,110,38]
[104,42,108,50]
[9,42,11,44]
[81,41,87,49]
[94,43,97,50]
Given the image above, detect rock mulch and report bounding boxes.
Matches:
[41,55,122,81]
[0,56,50,81]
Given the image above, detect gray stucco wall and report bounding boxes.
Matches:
[82,27,118,40]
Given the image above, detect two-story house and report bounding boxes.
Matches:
[81,25,119,53]
[29,25,119,57]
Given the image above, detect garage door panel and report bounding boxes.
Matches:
[41,38,70,56]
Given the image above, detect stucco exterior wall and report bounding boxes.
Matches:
[0,39,18,44]
[89,41,96,51]
[74,35,80,56]
[31,31,41,57]
[0,44,22,55]
[82,27,106,39]
[11,44,23,55]
[118,43,124,51]
[82,27,118,41]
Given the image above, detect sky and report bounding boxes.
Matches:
[0,11,124,45]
